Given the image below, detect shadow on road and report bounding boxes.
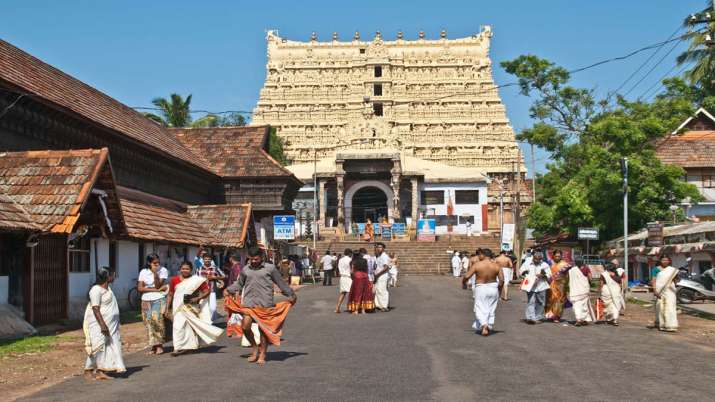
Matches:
[117,365,149,378]
[267,351,308,362]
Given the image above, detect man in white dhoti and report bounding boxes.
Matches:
[388,252,399,288]
[654,255,680,332]
[495,251,514,300]
[373,243,392,311]
[600,264,624,326]
[452,251,462,277]
[167,262,223,356]
[461,252,471,288]
[83,267,125,380]
[568,260,594,326]
[463,249,504,336]
[335,248,353,313]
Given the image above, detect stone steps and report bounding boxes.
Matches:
[297,236,503,275]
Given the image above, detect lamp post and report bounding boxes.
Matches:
[621,157,629,296]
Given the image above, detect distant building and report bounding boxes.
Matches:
[251,28,530,234]
[656,107,715,220]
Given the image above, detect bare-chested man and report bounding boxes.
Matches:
[495,250,514,301]
[462,249,504,336]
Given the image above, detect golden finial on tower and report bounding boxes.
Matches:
[397,30,404,40]
[354,31,360,40]
[332,32,338,41]
[375,31,382,41]
[418,30,425,39]
[311,31,318,42]
[440,29,447,39]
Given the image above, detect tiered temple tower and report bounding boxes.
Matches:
[251,27,525,174]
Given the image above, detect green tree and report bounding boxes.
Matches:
[266,127,288,165]
[677,2,715,88]
[143,93,216,128]
[502,55,702,239]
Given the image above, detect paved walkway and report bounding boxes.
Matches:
[23,277,714,401]
[630,291,715,316]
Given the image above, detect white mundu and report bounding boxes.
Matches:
[568,267,593,322]
[83,285,125,373]
[601,271,623,322]
[338,255,353,293]
[172,276,223,352]
[472,282,499,331]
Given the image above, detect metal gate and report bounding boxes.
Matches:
[27,234,68,325]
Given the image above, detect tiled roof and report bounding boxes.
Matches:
[0,148,108,232]
[118,186,252,247]
[0,39,209,172]
[656,131,715,168]
[187,204,252,248]
[171,126,295,178]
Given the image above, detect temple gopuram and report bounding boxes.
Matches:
[252,27,530,235]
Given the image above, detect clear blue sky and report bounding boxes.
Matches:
[0,0,707,175]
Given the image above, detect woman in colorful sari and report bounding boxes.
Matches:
[600,263,624,326]
[545,249,569,322]
[83,266,125,380]
[137,253,168,355]
[167,261,223,356]
[348,253,374,314]
[654,255,680,332]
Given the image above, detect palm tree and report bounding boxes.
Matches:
[677,2,715,87]
[143,93,218,128]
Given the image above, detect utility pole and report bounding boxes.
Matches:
[530,143,537,201]
[514,151,522,261]
[621,157,629,296]
[313,147,318,250]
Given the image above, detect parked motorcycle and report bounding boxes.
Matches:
[676,267,715,304]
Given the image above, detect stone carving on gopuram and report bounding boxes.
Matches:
[251,27,525,174]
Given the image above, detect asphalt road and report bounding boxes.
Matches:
[23,277,714,401]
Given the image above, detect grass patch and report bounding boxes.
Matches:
[628,297,652,306]
[0,335,60,358]
[120,310,143,324]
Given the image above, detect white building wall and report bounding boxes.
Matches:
[0,275,8,305]
[68,238,108,321]
[114,241,138,309]
[421,183,488,235]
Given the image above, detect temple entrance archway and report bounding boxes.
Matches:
[344,180,394,226]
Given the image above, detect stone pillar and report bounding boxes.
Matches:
[411,177,419,223]
[318,179,326,228]
[336,159,345,230]
[391,158,402,221]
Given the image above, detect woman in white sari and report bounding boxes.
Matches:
[600,265,624,326]
[83,267,125,380]
[167,261,223,356]
[568,261,594,326]
[654,255,679,332]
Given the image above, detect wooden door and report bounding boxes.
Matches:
[28,234,68,325]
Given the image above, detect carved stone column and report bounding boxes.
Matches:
[411,177,419,223]
[318,179,326,228]
[391,158,402,221]
[336,159,345,228]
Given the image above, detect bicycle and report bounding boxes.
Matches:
[127,278,141,310]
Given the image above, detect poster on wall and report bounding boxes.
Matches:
[357,223,366,235]
[273,215,295,240]
[417,219,436,241]
[501,223,515,251]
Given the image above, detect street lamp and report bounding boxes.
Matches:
[669,204,679,225]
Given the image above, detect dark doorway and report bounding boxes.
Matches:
[352,187,388,223]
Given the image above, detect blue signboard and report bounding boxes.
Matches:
[380,224,392,240]
[273,215,295,240]
[392,223,406,236]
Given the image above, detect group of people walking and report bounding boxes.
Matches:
[329,243,398,314]
[82,247,297,380]
[459,247,681,336]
